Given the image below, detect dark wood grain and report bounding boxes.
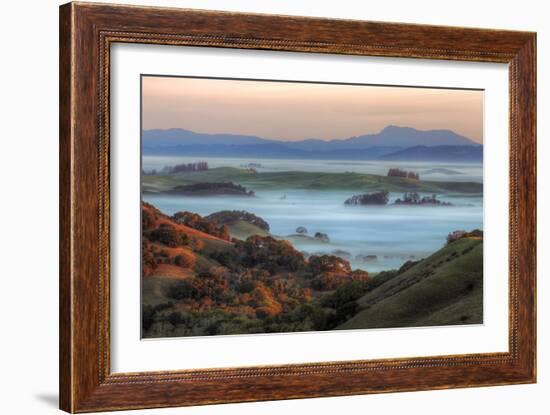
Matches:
[59,3,73,412]
[59,2,536,412]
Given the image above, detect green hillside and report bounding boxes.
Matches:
[227,220,270,240]
[337,237,483,330]
[142,167,482,194]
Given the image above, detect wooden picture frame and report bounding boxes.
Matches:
[59,2,536,412]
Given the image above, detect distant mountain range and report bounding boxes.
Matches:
[142,126,483,162]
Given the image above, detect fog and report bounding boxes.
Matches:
[144,188,482,273]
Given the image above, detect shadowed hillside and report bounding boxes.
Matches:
[337,237,483,330]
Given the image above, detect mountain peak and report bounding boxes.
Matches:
[380,125,413,133]
[355,125,478,147]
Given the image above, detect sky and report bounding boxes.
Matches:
[142,76,483,144]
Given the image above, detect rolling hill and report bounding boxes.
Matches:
[142,167,483,194]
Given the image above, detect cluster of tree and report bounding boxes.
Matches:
[162,262,312,319]
[232,236,307,274]
[172,211,231,241]
[446,229,483,245]
[147,223,190,247]
[309,254,352,274]
[171,161,209,173]
[143,267,403,337]
[142,162,208,176]
[206,210,270,231]
[142,203,212,277]
[394,192,452,206]
[211,236,370,292]
[387,168,419,180]
[344,191,389,206]
[308,255,369,291]
[169,162,210,174]
[166,270,229,303]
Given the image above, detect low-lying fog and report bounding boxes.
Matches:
[142,156,483,272]
[144,189,482,273]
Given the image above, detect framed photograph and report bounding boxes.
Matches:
[59,2,536,412]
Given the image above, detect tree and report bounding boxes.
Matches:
[173,211,231,240]
[314,232,330,242]
[344,191,389,206]
[309,255,352,275]
[148,224,188,247]
[236,236,306,273]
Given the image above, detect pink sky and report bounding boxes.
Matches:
[142,76,483,144]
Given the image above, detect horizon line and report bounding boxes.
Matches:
[141,124,482,144]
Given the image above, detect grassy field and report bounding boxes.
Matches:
[142,167,483,194]
[337,237,483,329]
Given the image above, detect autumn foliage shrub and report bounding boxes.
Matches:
[165,269,229,303]
[174,252,195,269]
[148,224,189,247]
[172,211,231,240]
[236,236,306,274]
[309,255,352,275]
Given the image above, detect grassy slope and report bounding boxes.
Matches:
[143,167,482,193]
[228,220,270,240]
[338,237,483,329]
